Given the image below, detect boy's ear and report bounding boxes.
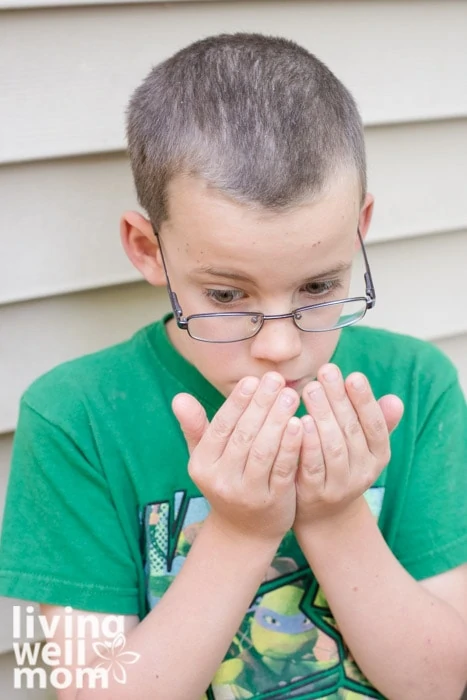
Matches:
[357,193,375,243]
[120,211,166,286]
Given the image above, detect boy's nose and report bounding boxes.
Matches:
[249,316,302,364]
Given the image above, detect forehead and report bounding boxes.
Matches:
[163,174,360,274]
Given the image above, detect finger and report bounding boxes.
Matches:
[378,394,404,434]
[269,416,302,490]
[172,393,210,455]
[317,364,368,460]
[302,381,349,484]
[198,376,261,462]
[221,372,286,472]
[298,415,326,487]
[345,373,389,459]
[242,386,300,484]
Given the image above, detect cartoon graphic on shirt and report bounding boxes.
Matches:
[140,487,385,699]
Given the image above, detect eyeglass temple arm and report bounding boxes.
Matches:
[357,228,376,308]
[154,231,187,326]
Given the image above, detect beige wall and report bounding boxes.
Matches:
[1,1,467,696]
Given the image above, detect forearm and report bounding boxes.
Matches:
[77,515,279,700]
[295,498,467,700]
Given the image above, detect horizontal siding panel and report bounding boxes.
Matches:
[0,154,139,305]
[0,434,13,530]
[2,0,217,6]
[1,228,466,434]
[364,229,467,339]
[2,119,467,305]
[2,1,467,163]
[367,119,467,242]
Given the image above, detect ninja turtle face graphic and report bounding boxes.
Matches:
[251,585,318,658]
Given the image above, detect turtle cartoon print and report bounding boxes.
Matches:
[140,488,386,699]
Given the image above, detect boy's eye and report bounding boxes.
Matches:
[202,279,342,307]
[204,289,245,305]
[303,279,341,297]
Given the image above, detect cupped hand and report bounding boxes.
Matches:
[172,372,302,544]
[295,363,404,528]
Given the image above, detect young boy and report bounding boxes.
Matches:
[1,33,466,700]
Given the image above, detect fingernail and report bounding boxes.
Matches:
[279,390,296,408]
[302,415,316,433]
[241,377,258,395]
[351,374,366,391]
[323,365,339,382]
[307,382,323,399]
[287,418,301,435]
[263,374,282,393]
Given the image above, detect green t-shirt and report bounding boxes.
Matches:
[1,314,466,699]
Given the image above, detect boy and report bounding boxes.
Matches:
[1,33,466,700]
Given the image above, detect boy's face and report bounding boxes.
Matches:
[124,172,373,398]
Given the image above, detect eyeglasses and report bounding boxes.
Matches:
[154,228,376,343]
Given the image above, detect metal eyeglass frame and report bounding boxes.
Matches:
[154,227,376,343]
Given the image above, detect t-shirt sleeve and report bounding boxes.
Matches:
[391,367,467,581]
[0,396,139,615]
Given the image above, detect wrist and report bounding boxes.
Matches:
[293,496,370,544]
[202,512,282,562]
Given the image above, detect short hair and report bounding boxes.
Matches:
[126,33,366,229]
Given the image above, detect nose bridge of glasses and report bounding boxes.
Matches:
[261,302,342,327]
[250,310,304,357]
[261,309,301,323]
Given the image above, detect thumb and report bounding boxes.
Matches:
[172,393,210,455]
[378,394,404,435]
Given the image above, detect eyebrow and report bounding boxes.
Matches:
[189,262,351,284]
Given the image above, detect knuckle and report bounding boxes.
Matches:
[324,442,347,461]
[250,443,275,463]
[231,426,256,447]
[273,460,295,480]
[343,418,361,439]
[303,459,326,478]
[368,418,387,439]
[211,415,232,439]
[314,410,333,424]
[280,438,299,456]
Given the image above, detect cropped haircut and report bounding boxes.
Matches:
[126,33,366,229]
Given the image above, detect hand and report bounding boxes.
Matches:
[172,373,302,544]
[294,363,404,529]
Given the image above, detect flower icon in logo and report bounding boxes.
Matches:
[92,633,140,684]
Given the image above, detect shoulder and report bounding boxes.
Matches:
[338,326,460,397]
[21,323,159,425]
